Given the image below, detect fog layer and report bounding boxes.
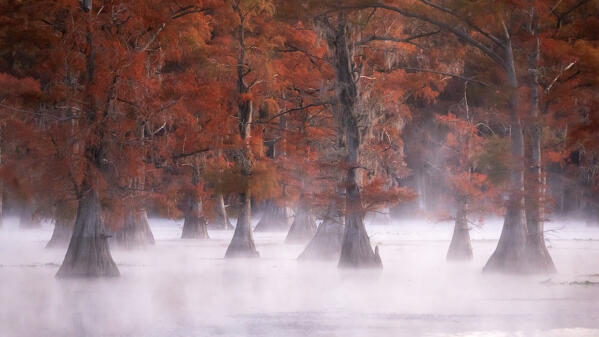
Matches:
[1,217,598,337]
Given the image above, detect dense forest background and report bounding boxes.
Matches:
[0,0,598,277]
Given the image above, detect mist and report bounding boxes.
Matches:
[1,216,598,337]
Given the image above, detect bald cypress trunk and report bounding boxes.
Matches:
[224,9,259,258]
[56,188,119,278]
[115,207,155,247]
[46,202,75,249]
[524,32,555,273]
[483,40,527,273]
[181,193,209,239]
[446,199,473,261]
[320,15,380,268]
[212,192,233,230]
[285,201,317,244]
[255,199,293,232]
[298,203,344,260]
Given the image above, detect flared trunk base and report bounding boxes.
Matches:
[181,215,209,239]
[285,208,317,244]
[115,209,155,248]
[298,217,343,260]
[46,223,73,249]
[338,215,382,268]
[56,190,119,278]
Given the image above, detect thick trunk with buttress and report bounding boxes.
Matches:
[321,16,380,268]
[483,40,528,273]
[224,10,259,258]
[56,187,119,278]
[115,207,156,247]
[254,199,293,232]
[298,202,344,260]
[285,200,317,244]
[524,33,555,273]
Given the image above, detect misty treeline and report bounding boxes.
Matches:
[0,0,597,277]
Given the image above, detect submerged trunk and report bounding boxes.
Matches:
[285,202,317,244]
[524,34,555,273]
[56,188,119,278]
[483,40,528,273]
[321,16,380,268]
[298,203,344,260]
[212,192,233,230]
[446,199,473,261]
[114,207,155,247]
[181,195,209,239]
[225,191,259,257]
[254,200,293,232]
[46,203,75,249]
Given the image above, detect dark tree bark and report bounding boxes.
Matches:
[254,199,293,232]
[181,192,209,239]
[224,7,259,258]
[56,188,119,278]
[46,202,75,249]
[483,39,528,273]
[446,199,473,261]
[285,201,317,244]
[524,29,555,274]
[319,14,381,268]
[114,207,155,247]
[298,203,344,260]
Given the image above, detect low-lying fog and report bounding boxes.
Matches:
[1,216,599,337]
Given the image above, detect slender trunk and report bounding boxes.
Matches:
[224,10,259,258]
[446,199,473,261]
[46,202,75,249]
[285,200,317,244]
[56,187,119,278]
[213,192,233,230]
[524,31,555,273]
[483,40,528,273]
[254,199,293,232]
[298,202,344,260]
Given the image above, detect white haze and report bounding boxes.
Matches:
[1,216,599,337]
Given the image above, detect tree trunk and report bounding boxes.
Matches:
[181,194,209,239]
[321,16,380,268]
[56,188,119,278]
[224,9,259,258]
[225,191,259,257]
[524,33,555,273]
[46,202,75,249]
[285,201,317,244]
[254,199,293,232]
[18,202,41,229]
[298,203,344,260]
[483,40,528,273]
[114,207,155,247]
[212,192,233,230]
[446,199,473,261]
